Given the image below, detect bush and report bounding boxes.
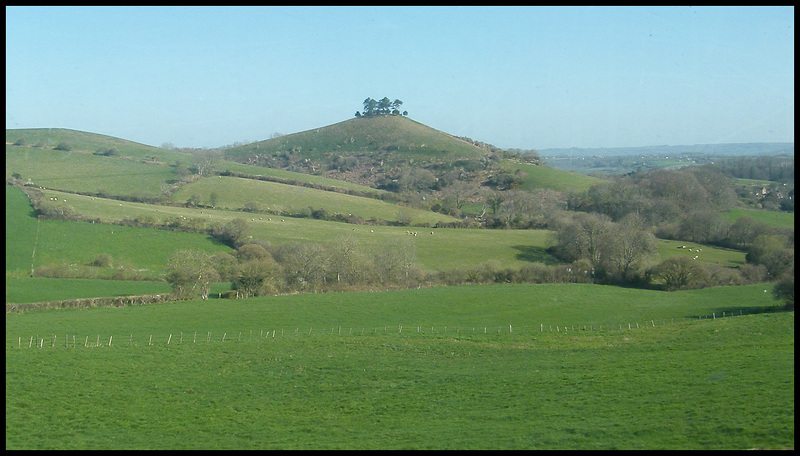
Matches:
[91,253,113,268]
[54,142,72,151]
[772,272,794,310]
[650,257,707,291]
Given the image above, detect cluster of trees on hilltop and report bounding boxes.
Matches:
[356,97,407,117]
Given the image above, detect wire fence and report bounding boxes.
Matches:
[11,308,772,350]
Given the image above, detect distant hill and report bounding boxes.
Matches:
[540,142,794,158]
[5,128,190,164]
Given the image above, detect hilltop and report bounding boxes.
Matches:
[221,115,512,189]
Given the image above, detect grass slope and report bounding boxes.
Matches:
[722,207,794,228]
[6,145,178,199]
[170,175,458,226]
[224,115,489,165]
[32,188,558,272]
[5,186,233,281]
[220,161,392,196]
[5,284,792,450]
[505,161,606,193]
[5,277,173,304]
[6,185,38,275]
[6,128,188,164]
[20,188,747,278]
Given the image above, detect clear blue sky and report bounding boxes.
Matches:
[5,6,794,150]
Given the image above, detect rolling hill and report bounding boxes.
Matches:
[223,115,491,166]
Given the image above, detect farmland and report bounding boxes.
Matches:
[5,284,793,450]
[5,125,793,450]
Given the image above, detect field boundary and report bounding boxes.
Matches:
[5,293,172,314]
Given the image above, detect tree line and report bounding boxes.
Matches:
[356,97,407,117]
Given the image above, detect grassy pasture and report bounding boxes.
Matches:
[6,184,38,273]
[170,175,457,226]
[5,284,793,449]
[5,277,173,304]
[505,161,606,193]
[220,161,392,196]
[6,128,190,164]
[722,207,794,228]
[19,188,747,278]
[6,145,176,198]
[31,188,748,272]
[28,218,232,279]
[655,239,746,268]
[33,189,558,272]
[6,186,233,280]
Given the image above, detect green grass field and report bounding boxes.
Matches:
[6,128,190,164]
[170,175,457,226]
[11,185,748,289]
[4,127,793,450]
[5,283,793,450]
[31,188,558,273]
[6,184,39,274]
[6,145,176,198]
[5,277,173,304]
[505,161,605,193]
[722,207,794,228]
[219,161,392,196]
[224,115,488,165]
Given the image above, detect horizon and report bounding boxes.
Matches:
[5,6,794,150]
[3,123,795,153]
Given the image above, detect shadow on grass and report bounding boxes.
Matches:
[686,304,790,320]
[512,245,560,265]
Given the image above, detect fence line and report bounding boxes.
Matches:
[12,309,774,349]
